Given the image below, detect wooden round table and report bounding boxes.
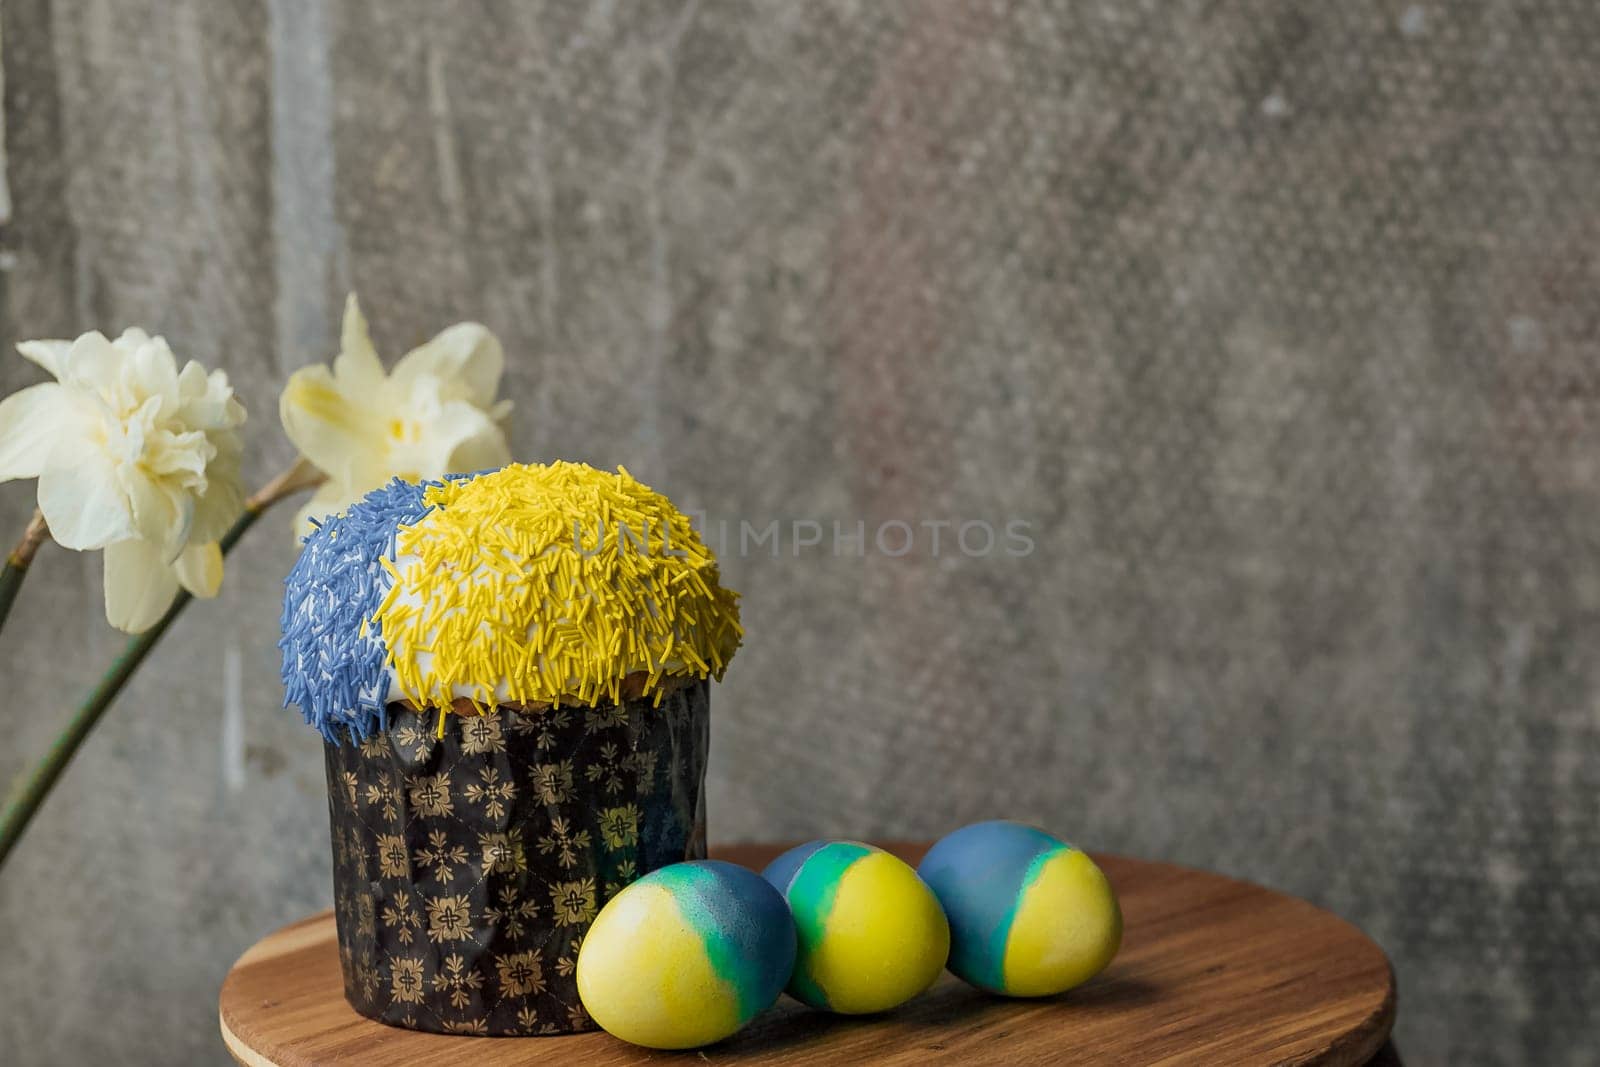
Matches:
[220,842,1397,1065]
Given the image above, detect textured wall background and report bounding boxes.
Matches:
[0,1,1597,1063]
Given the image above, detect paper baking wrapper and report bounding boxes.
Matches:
[322,679,709,1036]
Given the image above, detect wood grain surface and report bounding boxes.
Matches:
[219,843,1396,1066]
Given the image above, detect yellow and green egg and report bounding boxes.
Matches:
[918,820,1122,997]
[761,841,950,1013]
[576,860,796,1049]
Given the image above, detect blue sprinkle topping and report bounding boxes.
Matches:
[278,477,460,743]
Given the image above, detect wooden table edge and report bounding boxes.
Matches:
[1312,967,1397,1067]
[221,1007,276,1067]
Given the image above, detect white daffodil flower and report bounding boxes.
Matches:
[279,294,512,537]
[0,328,247,631]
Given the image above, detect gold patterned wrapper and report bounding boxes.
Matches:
[323,679,709,1036]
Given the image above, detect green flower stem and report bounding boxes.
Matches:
[0,457,323,873]
[0,511,49,641]
[0,563,28,638]
[0,507,261,870]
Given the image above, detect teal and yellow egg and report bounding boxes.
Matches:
[576,860,796,1049]
[917,820,1121,997]
[761,841,950,1014]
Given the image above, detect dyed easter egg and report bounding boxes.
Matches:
[762,841,950,1014]
[576,860,795,1049]
[918,821,1121,997]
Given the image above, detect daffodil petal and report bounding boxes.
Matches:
[173,540,224,598]
[294,478,361,540]
[16,340,71,379]
[176,359,208,399]
[122,334,181,418]
[176,363,247,432]
[103,539,180,633]
[39,454,136,550]
[56,331,120,391]
[279,364,384,484]
[392,322,504,408]
[0,383,73,481]
[122,464,197,559]
[144,427,213,479]
[334,294,385,393]
[445,424,513,476]
[189,455,245,545]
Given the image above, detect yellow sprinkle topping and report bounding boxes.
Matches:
[376,462,742,714]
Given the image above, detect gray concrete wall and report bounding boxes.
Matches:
[1,2,1596,1063]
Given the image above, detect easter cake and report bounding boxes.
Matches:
[279,462,741,1035]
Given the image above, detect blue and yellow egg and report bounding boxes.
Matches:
[576,860,796,1049]
[917,820,1121,997]
[762,841,950,1014]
